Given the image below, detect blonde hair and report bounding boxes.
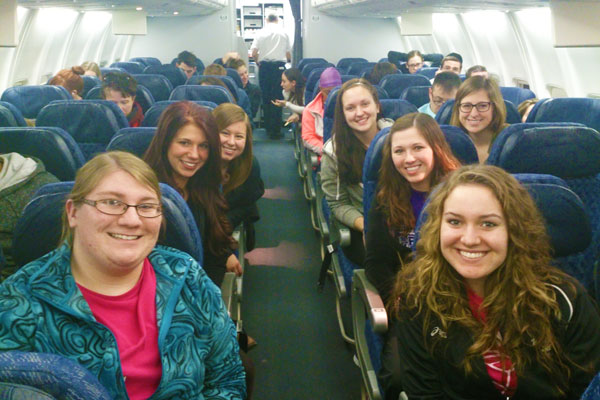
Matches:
[81,61,102,79]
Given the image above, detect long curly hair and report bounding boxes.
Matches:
[390,165,577,394]
[333,78,382,185]
[144,101,233,255]
[377,113,460,233]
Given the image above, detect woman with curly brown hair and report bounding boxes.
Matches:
[383,165,600,400]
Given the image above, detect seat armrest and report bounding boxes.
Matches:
[353,269,388,333]
[221,272,236,316]
[332,218,352,247]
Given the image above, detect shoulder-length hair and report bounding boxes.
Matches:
[390,164,576,394]
[333,78,382,185]
[213,103,253,194]
[144,101,233,255]
[450,76,507,140]
[283,68,305,106]
[377,113,460,233]
[50,66,84,97]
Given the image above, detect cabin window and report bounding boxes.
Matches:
[546,84,567,98]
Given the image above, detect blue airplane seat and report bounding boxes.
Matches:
[85,83,156,114]
[0,102,24,127]
[322,87,340,143]
[400,85,430,108]
[347,62,376,77]
[106,127,156,158]
[336,57,368,74]
[109,61,144,75]
[169,85,234,104]
[143,64,187,89]
[417,67,438,80]
[297,57,328,71]
[187,75,239,102]
[0,127,85,181]
[132,74,173,102]
[500,86,536,106]
[439,125,479,165]
[423,53,443,67]
[129,56,161,68]
[379,74,431,99]
[581,372,600,400]
[487,123,600,295]
[36,100,128,160]
[372,85,389,100]
[225,68,244,88]
[0,351,111,400]
[0,85,72,119]
[304,67,328,105]
[100,67,125,76]
[81,75,101,97]
[0,101,26,127]
[379,99,417,121]
[435,98,521,125]
[12,181,203,268]
[142,100,218,127]
[302,62,335,79]
[526,97,600,132]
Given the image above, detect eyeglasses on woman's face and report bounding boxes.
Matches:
[81,198,162,218]
[459,101,492,113]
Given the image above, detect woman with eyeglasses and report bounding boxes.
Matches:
[0,151,246,399]
[401,50,424,75]
[450,76,508,163]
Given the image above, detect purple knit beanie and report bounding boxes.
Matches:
[319,67,342,88]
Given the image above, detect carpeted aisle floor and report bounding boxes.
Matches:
[242,128,361,399]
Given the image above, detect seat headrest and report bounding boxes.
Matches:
[379,74,431,98]
[106,127,156,158]
[0,101,26,126]
[439,125,479,165]
[132,74,173,102]
[400,86,430,108]
[487,123,600,178]
[379,99,417,121]
[169,85,234,104]
[500,86,536,106]
[186,75,238,101]
[143,65,187,88]
[0,85,72,119]
[529,97,600,132]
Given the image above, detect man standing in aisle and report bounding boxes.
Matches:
[251,14,291,139]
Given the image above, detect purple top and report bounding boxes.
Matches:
[393,189,427,248]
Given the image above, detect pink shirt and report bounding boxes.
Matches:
[78,259,162,399]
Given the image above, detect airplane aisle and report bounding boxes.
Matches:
[242,128,361,399]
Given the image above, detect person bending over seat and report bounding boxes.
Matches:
[301,67,342,156]
[101,72,144,127]
[321,78,393,266]
[50,66,85,100]
[364,113,460,303]
[382,164,600,400]
[213,103,265,250]
[0,151,246,399]
[144,101,241,287]
[419,71,462,118]
[272,67,305,125]
[451,76,508,163]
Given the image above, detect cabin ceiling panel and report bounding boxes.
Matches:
[312,0,556,17]
[17,0,226,17]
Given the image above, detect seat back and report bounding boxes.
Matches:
[225,68,244,88]
[417,67,438,79]
[13,181,203,267]
[322,87,341,143]
[186,75,239,101]
[129,57,162,68]
[143,64,187,88]
[302,62,335,78]
[526,97,600,132]
[81,75,101,97]
[379,74,431,99]
[0,351,111,399]
[106,127,156,157]
[500,86,536,106]
[347,62,376,77]
[142,100,218,127]
[99,67,124,76]
[304,67,327,104]
[169,85,234,104]
[581,372,600,400]
[379,99,417,121]
[0,127,85,181]
[487,123,600,293]
[109,61,144,75]
[36,100,129,160]
[435,98,521,125]
[85,84,156,113]
[297,57,328,71]
[400,85,430,108]
[336,57,368,74]
[0,101,26,127]
[1,85,71,119]
[132,74,173,102]
[423,53,443,67]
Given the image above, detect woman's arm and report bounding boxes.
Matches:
[286,102,305,115]
[301,107,323,155]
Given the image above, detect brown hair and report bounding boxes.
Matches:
[50,66,84,97]
[204,64,227,76]
[81,61,102,79]
[369,62,397,85]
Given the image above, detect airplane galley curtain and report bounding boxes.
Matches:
[288,0,302,66]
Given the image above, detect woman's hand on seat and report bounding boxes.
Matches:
[226,254,243,276]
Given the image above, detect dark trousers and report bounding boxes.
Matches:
[258,61,285,137]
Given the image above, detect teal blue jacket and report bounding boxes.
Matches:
[0,244,246,400]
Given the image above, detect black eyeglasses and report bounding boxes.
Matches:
[459,101,492,113]
[81,199,162,218]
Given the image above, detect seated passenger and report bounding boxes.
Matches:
[518,97,539,122]
[176,50,198,80]
[383,164,600,400]
[466,64,489,79]
[80,61,102,79]
[401,50,424,74]
[227,58,262,119]
[213,103,265,249]
[446,52,463,67]
[204,63,227,76]
[144,101,241,287]
[364,113,460,302]
[0,151,246,399]
[101,72,144,127]
[368,62,398,85]
[221,51,241,66]
[49,66,85,100]
[435,55,462,76]
[418,71,461,118]
[321,79,393,266]
[272,67,305,125]
[0,153,58,279]
[301,67,341,155]
[450,76,508,163]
